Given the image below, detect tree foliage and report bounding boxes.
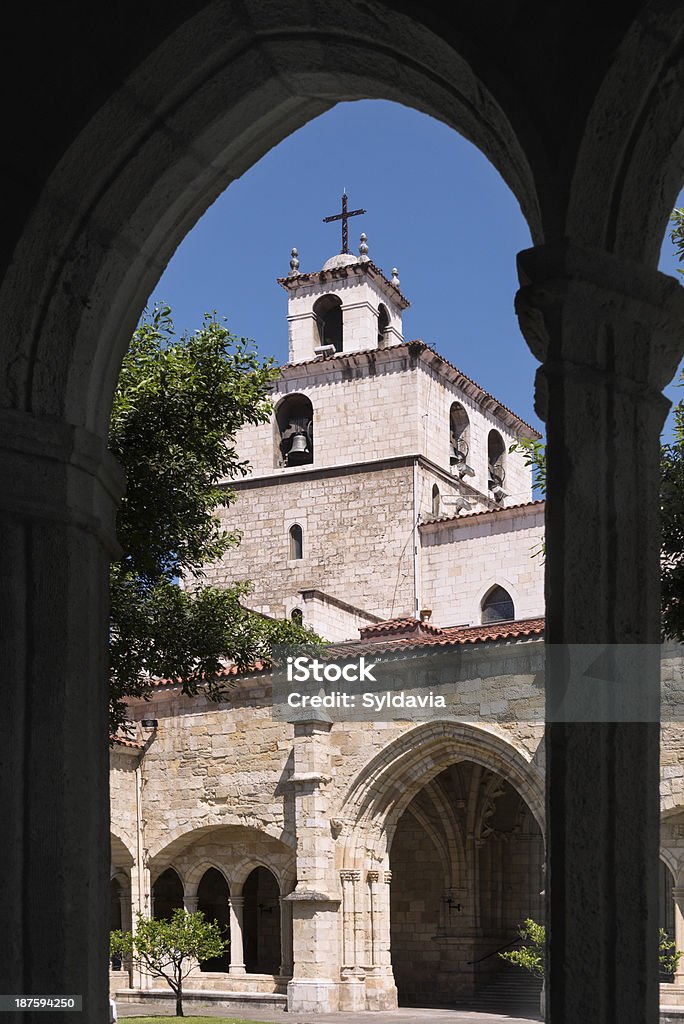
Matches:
[111,909,226,1016]
[499,918,545,977]
[499,918,682,979]
[108,306,318,730]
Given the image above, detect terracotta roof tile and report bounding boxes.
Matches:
[421,499,545,527]
[109,734,145,749]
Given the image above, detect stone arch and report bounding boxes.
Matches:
[110,831,135,872]
[339,721,544,869]
[184,860,232,896]
[0,2,550,441]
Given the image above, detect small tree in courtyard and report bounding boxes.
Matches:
[500,918,682,980]
[110,908,226,1016]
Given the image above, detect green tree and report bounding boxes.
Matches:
[109,305,318,730]
[111,909,226,1016]
[499,917,545,977]
[499,918,682,979]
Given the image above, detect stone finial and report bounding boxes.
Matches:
[289,247,300,276]
[359,232,369,259]
[391,267,400,287]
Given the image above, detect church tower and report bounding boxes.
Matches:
[206,197,544,639]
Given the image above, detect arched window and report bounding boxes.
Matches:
[431,484,441,516]
[449,402,470,469]
[481,585,515,623]
[487,429,506,495]
[377,303,390,347]
[313,294,343,352]
[291,607,303,625]
[289,524,303,560]
[276,393,314,467]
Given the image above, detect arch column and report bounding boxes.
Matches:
[672,888,684,986]
[515,242,684,1024]
[278,896,294,978]
[0,410,123,1023]
[228,896,246,975]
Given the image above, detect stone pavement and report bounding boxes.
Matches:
[117,1000,539,1023]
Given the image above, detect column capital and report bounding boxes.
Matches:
[0,408,125,553]
[228,895,245,908]
[367,870,381,884]
[515,241,684,391]
[340,870,361,883]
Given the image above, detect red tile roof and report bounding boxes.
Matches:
[109,734,145,749]
[359,616,446,640]
[421,499,545,527]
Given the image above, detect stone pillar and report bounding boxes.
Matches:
[286,716,341,1013]
[0,411,123,1024]
[279,896,294,978]
[515,243,684,1024]
[228,897,246,975]
[672,888,684,985]
[364,869,397,1010]
[184,896,199,913]
[339,870,365,1011]
[129,861,151,989]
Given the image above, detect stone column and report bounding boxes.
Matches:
[515,243,684,1024]
[184,896,199,913]
[672,888,684,986]
[228,897,246,974]
[279,896,293,978]
[129,861,151,990]
[0,411,123,1024]
[339,870,365,1011]
[286,716,341,1014]
[364,870,397,1010]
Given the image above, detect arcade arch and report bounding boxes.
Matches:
[3,4,684,1020]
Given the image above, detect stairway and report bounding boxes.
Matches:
[469,966,543,1018]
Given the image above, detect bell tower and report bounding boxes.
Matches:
[279,193,409,363]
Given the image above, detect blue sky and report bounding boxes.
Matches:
[148,100,684,440]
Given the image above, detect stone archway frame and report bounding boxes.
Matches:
[339,720,545,870]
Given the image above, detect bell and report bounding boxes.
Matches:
[286,431,311,464]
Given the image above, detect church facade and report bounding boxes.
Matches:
[109,226,684,1015]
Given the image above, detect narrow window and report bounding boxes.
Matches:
[291,608,303,625]
[289,524,303,560]
[481,585,515,623]
[431,483,441,517]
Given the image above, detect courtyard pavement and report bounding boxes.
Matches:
[117,1000,540,1023]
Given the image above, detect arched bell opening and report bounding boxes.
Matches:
[313,293,343,352]
[276,393,314,468]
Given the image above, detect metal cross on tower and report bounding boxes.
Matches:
[323,192,366,254]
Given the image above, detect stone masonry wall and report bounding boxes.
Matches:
[206,461,417,626]
[419,504,545,626]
